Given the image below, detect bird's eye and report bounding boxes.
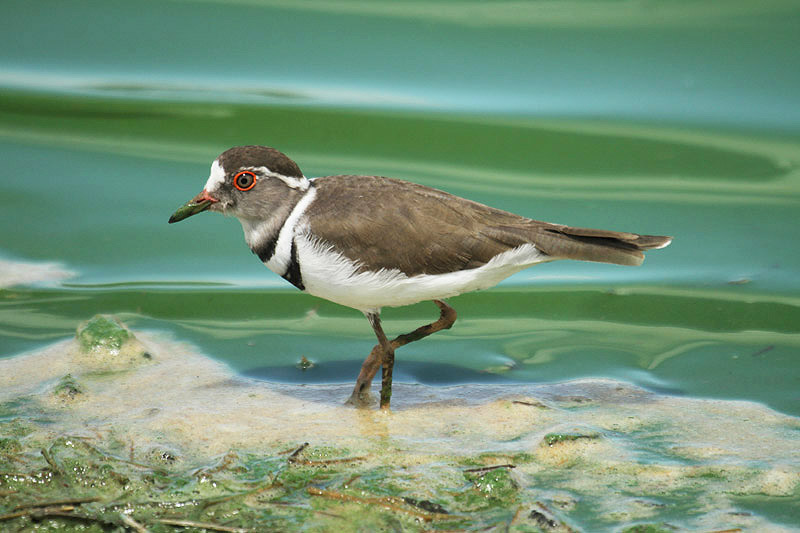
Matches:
[233,171,257,191]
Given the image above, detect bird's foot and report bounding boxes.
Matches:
[345,381,375,407]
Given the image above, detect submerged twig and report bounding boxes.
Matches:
[0,505,102,524]
[71,438,151,469]
[0,510,29,521]
[751,345,774,358]
[193,450,240,478]
[509,505,525,527]
[14,496,101,511]
[512,400,547,408]
[2,497,105,526]
[290,456,367,466]
[307,487,458,522]
[313,509,346,520]
[343,474,362,487]
[40,448,68,481]
[119,513,151,533]
[464,464,515,474]
[285,442,365,466]
[529,501,574,532]
[200,480,278,510]
[286,442,309,461]
[155,518,251,532]
[0,453,25,465]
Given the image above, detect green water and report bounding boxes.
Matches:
[2,0,800,420]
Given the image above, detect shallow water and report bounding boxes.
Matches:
[2,100,799,417]
[1,1,799,528]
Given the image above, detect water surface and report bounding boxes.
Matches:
[1,1,799,426]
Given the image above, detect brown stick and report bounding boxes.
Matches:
[464,464,516,474]
[512,400,547,408]
[0,510,31,521]
[286,442,365,466]
[509,505,525,527]
[290,456,367,466]
[40,448,68,481]
[287,442,309,462]
[119,513,151,533]
[306,487,457,522]
[196,450,239,476]
[155,518,251,532]
[71,438,152,469]
[0,506,98,523]
[14,496,101,511]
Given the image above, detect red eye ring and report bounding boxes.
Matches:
[233,171,257,191]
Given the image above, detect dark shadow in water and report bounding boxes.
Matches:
[242,359,517,385]
[241,360,688,406]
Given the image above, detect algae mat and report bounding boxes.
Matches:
[1,317,798,531]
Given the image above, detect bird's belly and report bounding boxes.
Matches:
[295,236,550,312]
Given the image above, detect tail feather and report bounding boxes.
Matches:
[531,225,672,266]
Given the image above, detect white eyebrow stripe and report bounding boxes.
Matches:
[247,166,310,191]
[204,159,226,192]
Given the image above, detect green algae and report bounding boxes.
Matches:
[1,322,799,531]
[461,466,519,509]
[621,525,674,533]
[543,432,599,447]
[0,422,547,531]
[53,373,83,401]
[1,407,796,532]
[0,437,22,454]
[77,315,131,353]
[296,355,314,370]
[0,417,36,438]
[0,434,499,530]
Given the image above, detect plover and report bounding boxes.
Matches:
[169,145,672,408]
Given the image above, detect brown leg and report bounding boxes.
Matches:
[391,300,457,350]
[346,344,384,404]
[346,300,458,408]
[368,314,395,409]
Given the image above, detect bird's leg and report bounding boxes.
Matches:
[346,311,393,407]
[347,344,384,404]
[391,300,457,350]
[346,300,458,408]
[369,314,396,409]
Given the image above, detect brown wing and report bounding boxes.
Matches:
[307,175,671,275]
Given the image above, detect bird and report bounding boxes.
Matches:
[169,145,672,409]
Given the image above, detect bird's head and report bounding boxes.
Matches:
[168,145,309,224]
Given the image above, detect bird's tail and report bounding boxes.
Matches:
[529,224,672,266]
